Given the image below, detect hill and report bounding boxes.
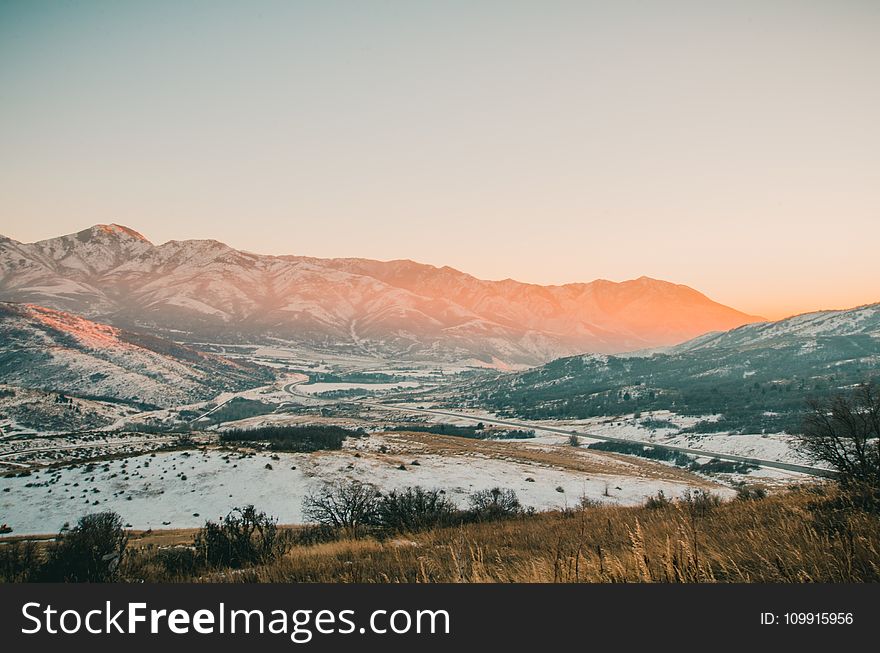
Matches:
[0,302,273,408]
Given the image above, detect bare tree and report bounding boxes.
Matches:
[302,480,379,536]
[797,383,880,489]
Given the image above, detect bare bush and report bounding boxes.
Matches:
[194,505,289,568]
[467,487,522,520]
[374,486,457,533]
[680,489,721,519]
[302,480,380,536]
[645,490,672,509]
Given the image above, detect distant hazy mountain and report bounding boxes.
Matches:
[466,303,880,432]
[0,224,762,364]
[0,302,273,408]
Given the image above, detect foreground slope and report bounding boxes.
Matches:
[0,224,762,364]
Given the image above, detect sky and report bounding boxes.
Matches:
[0,1,878,320]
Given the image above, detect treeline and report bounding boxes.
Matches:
[587,440,756,474]
[388,423,535,439]
[219,424,365,452]
[307,372,408,384]
[190,397,277,424]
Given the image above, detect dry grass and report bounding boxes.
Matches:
[124,485,880,583]
[370,431,724,486]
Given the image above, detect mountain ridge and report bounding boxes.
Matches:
[0,224,764,364]
[0,302,273,408]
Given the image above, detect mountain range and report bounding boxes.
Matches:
[0,224,763,364]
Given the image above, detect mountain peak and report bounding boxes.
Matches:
[84,223,151,243]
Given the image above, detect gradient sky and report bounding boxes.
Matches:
[1,1,878,319]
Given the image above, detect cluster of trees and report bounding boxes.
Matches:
[198,398,277,424]
[388,423,535,440]
[302,482,526,537]
[586,440,757,475]
[587,440,693,467]
[0,483,527,582]
[219,424,365,452]
[306,371,408,384]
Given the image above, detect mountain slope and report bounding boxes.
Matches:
[465,303,880,433]
[0,224,763,364]
[0,302,274,408]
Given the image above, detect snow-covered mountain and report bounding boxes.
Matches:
[0,302,273,408]
[668,303,880,353]
[0,224,763,364]
[466,302,880,430]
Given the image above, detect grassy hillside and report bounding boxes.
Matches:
[5,484,874,583]
[129,486,880,582]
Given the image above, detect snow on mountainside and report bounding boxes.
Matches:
[0,224,763,364]
[670,303,880,353]
[0,302,274,407]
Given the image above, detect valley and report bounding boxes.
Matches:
[0,336,824,536]
[0,225,875,541]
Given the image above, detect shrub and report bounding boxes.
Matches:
[736,485,768,501]
[194,505,289,569]
[154,546,201,577]
[0,540,41,582]
[289,524,341,546]
[373,486,458,533]
[41,512,128,582]
[577,495,602,509]
[680,489,721,519]
[645,490,672,509]
[466,487,522,520]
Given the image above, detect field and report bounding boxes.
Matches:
[110,485,880,582]
[0,430,733,535]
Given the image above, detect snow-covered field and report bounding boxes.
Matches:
[385,405,812,467]
[0,436,728,535]
[539,411,813,466]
